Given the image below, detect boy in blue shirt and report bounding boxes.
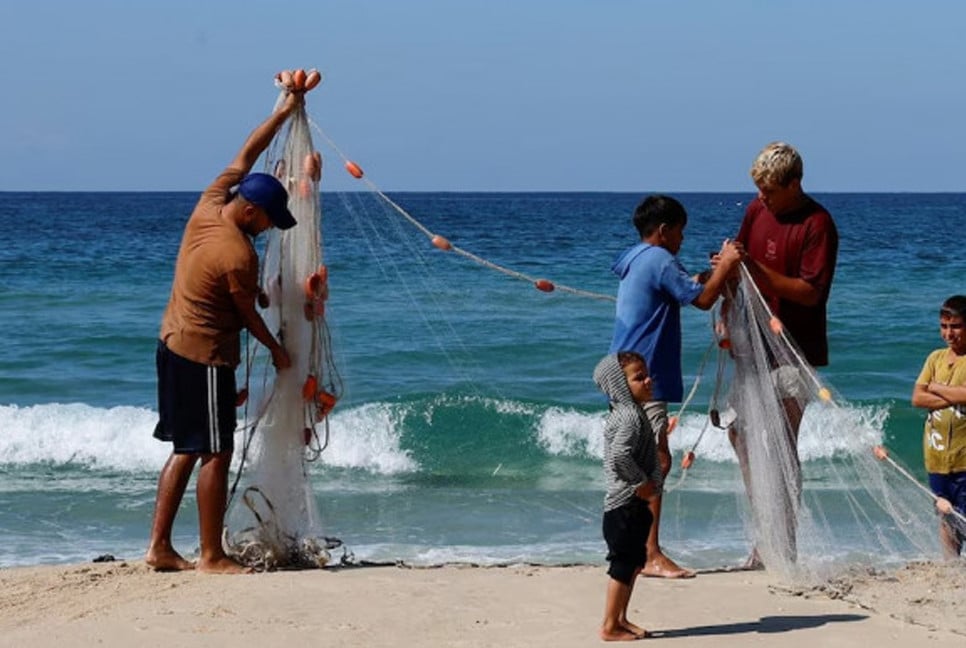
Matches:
[610,194,742,578]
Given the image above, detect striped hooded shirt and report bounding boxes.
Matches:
[593,353,663,512]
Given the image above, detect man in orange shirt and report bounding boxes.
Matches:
[146,91,302,573]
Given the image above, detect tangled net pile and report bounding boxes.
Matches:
[224,73,343,570]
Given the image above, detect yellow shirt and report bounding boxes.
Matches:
[917,349,966,474]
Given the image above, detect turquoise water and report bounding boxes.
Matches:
[0,191,963,567]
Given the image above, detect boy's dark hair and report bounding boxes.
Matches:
[633,194,688,239]
[941,295,966,320]
[617,350,646,369]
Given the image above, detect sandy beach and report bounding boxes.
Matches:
[0,560,962,647]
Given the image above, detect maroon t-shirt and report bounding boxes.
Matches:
[736,197,838,366]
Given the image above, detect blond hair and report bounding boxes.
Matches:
[750,141,803,187]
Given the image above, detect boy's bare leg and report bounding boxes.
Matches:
[618,569,647,637]
[728,427,762,568]
[601,577,644,641]
[939,519,963,559]
[642,430,694,578]
[642,494,691,577]
[196,452,251,574]
[728,397,802,569]
[145,452,198,571]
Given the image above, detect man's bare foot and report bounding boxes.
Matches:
[601,625,647,641]
[742,548,764,570]
[197,555,253,574]
[145,548,195,572]
[642,553,695,579]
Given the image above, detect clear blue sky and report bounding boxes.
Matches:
[1,1,962,192]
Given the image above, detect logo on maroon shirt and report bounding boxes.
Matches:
[765,239,777,261]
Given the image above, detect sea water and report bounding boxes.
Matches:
[0,191,963,568]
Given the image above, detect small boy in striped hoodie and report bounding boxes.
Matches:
[593,351,664,641]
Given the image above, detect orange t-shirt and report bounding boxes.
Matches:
[159,169,258,367]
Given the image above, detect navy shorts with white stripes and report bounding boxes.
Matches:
[154,340,237,455]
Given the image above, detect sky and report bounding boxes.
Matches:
[0,0,963,192]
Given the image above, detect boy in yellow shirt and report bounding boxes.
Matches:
[912,295,966,557]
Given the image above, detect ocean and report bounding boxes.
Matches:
[1,190,963,569]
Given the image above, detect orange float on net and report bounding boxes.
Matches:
[534,279,555,293]
[302,375,318,401]
[431,235,452,251]
[303,152,322,182]
[681,451,695,470]
[718,338,732,350]
[292,68,307,90]
[667,415,678,434]
[818,387,832,402]
[235,388,249,407]
[305,69,322,91]
[872,445,888,461]
[316,390,338,417]
[278,69,293,88]
[769,316,783,335]
[304,272,322,300]
[345,160,364,179]
[298,177,313,198]
[936,497,954,515]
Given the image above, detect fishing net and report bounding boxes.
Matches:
[223,83,344,570]
[706,263,943,581]
[214,75,954,576]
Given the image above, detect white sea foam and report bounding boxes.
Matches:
[0,401,418,475]
[317,403,419,474]
[0,399,887,474]
[533,401,888,464]
[535,407,604,458]
[0,403,168,471]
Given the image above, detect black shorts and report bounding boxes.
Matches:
[154,341,237,454]
[602,498,652,585]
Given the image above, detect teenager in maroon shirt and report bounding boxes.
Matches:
[729,141,838,567]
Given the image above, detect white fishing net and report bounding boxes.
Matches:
[224,83,343,570]
[708,264,942,581]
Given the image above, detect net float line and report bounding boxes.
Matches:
[679,340,731,473]
[872,444,966,526]
[307,118,616,303]
[667,337,717,440]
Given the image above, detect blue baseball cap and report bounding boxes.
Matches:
[238,173,297,230]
